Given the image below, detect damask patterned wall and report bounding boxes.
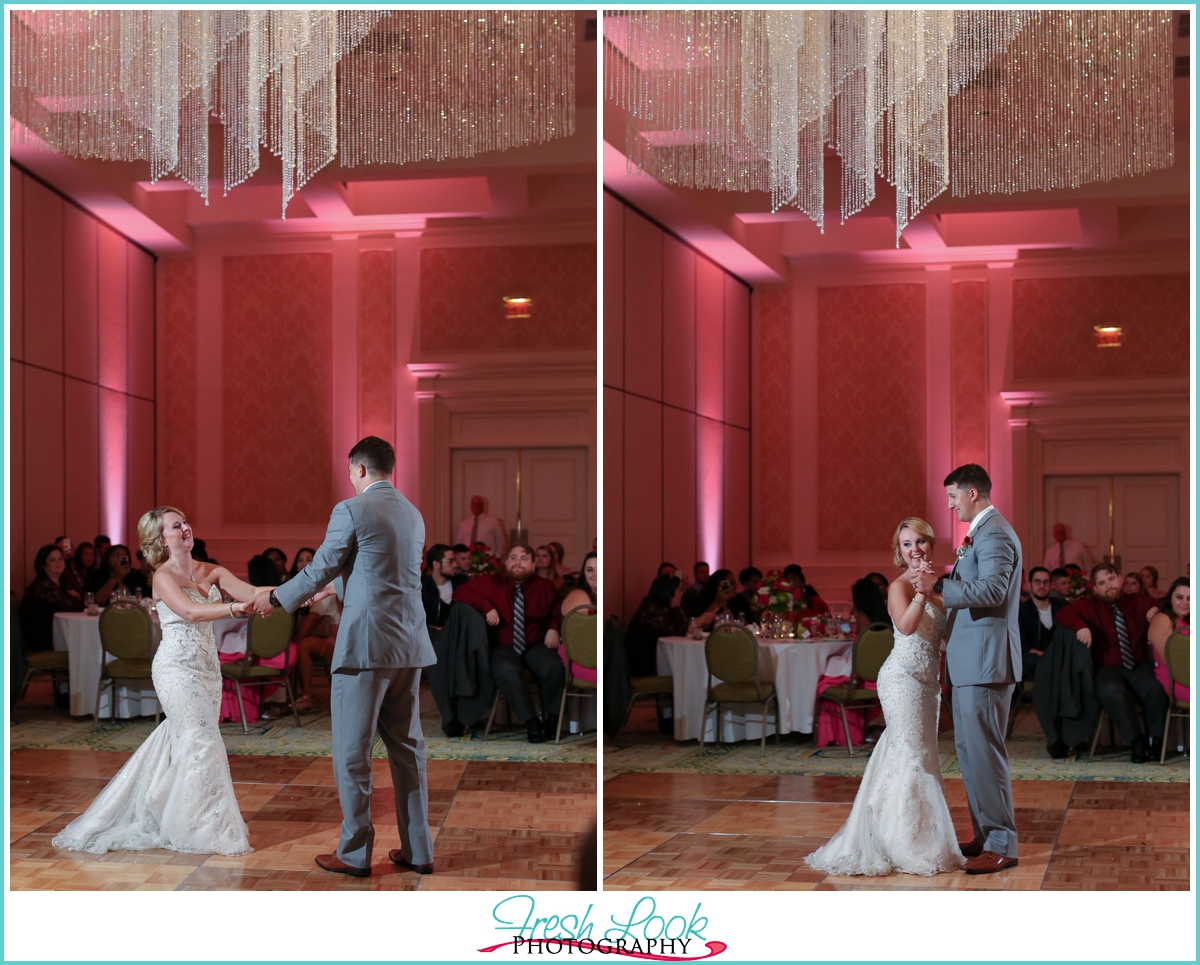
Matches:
[952,281,989,469]
[222,254,334,525]
[753,287,793,554]
[419,244,596,352]
[161,258,197,516]
[359,250,396,443]
[10,164,156,592]
[1012,274,1188,381]
[604,191,752,622]
[816,284,927,553]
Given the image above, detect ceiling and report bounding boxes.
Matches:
[604,12,1191,286]
[11,11,597,255]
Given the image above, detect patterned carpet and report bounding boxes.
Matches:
[605,703,1190,783]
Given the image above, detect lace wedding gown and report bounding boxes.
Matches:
[805,601,963,876]
[53,586,252,856]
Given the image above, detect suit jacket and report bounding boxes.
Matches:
[275,481,437,671]
[1018,596,1067,661]
[421,573,468,630]
[427,602,494,729]
[941,508,1024,687]
[1032,622,1101,748]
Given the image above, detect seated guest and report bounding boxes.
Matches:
[1056,563,1167,762]
[1019,567,1066,682]
[1049,567,1071,600]
[453,543,472,576]
[534,545,565,591]
[263,547,288,581]
[454,544,565,744]
[1043,522,1092,572]
[84,544,150,604]
[421,543,467,631]
[657,562,678,579]
[731,567,762,621]
[135,549,154,585]
[93,534,112,564]
[19,544,84,652]
[1148,577,1189,706]
[548,541,573,580]
[54,537,84,594]
[851,577,890,633]
[286,548,340,715]
[69,541,96,586]
[559,551,598,684]
[783,564,831,616]
[191,538,217,564]
[1123,572,1146,597]
[689,569,740,628]
[681,561,710,615]
[625,574,688,677]
[1141,565,1162,601]
[866,572,890,597]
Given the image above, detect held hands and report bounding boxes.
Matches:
[247,587,275,617]
[909,564,938,596]
[230,601,255,617]
[485,608,501,627]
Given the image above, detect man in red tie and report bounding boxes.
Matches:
[453,544,564,743]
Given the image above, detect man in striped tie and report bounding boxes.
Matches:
[1056,563,1167,763]
[454,544,565,743]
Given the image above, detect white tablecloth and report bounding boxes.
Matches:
[657,635,855,742]
[53,610,246,718]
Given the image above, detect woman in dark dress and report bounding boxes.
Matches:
[19,544,84,653]
[625,574,688,677]
[83,544,150,604]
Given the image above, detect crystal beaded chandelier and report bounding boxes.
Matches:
[11,10,575,216]
[605,10,1174,241]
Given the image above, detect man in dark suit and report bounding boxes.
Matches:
[1055,562,1166,762]
[1018,567,1066,683]
[453,544,564,743]
[421,543,467,632]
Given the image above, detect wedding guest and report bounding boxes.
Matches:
[69,542,96,586]
[534,545,564,591]
[850,577,890,633]
[783,564,831,616]
[681,561,710,615]
[1049,567,1071,600]
[1018,567,1065,682]
[453,544,564,744]
[1123,572,1146,597]
[1148,576,1189,707]
[263,547,288,581]
[559,551,598,685]
[1141,566,1163,601]
[455,495,506,556]
[866,572,890,597]
[135,549,154,584]
[548,542,573,580]
[657,562,678,579]
[93,534,112,562]
[453,543,472,576]
[53,537,84,594]
[19,544,84,653]
[421,543,467,631]
[732,567,762,620]
[1056,562,1167,762]
[1043,522,1092,572]
[84,544,150,604]
[287,548,317,582]
[191,538,217,564]
[690,569,739,629]
[287,548,341,716]
[625,574,687,677]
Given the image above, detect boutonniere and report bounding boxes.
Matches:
[956,535,974,558]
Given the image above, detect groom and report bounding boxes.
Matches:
[250,436,437,877]
[912,463,1021,874]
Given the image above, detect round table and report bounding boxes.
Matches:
[656,634,855,742]
[53,609,247,718]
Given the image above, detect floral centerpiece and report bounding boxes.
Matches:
[755,572,815,620]
[1067,571,1094,600]
[467,542,502,577]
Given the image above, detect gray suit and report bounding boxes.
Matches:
[941,507,1022,859]
[276,480,437,870]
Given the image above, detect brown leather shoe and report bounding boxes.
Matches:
[389,850,434,874]
[963,850,1018,875]
[959,840,984,857]
[315,852,370,877]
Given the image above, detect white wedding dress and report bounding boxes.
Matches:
[53,585,252,856]
[806,601,963,876]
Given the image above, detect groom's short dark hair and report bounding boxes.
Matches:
[348,436,395,476]
[944,463,992,496]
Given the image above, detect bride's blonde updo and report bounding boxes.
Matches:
[138,506,188,569]
[892,517,936,569]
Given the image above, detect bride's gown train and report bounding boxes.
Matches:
[805,601,963,876]
[53,585,252,856]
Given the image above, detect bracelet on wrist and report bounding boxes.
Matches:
[229,602,236,617]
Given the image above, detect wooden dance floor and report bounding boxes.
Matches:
[11,749,594,890]
[604,773,1190,890]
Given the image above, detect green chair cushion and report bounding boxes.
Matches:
[819,686,880,704]
[28,651,70,670]
[631,675,674,693]
[570,679,597,690]
[1175,700,1190,711]
[221,663,287,680]
[103,658,154,679]
[712,681,775,702]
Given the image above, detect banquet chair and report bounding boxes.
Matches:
[221,607,299,734]
[700,624,778,759]
[95,603,157,731]
[482,668,543,739]
[1161,631,1190,765]
[13,592,69,705]
[815,621,892,757]
[556,604,598,743]
[1087,706,1146,762]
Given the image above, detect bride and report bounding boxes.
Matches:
[53,507,258,856]
[805,517,964,877]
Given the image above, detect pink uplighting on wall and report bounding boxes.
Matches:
[99,389,128,547]
[697,418,724,570]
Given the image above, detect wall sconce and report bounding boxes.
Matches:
[503,296,532,319]
[1094,325,1122,348]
